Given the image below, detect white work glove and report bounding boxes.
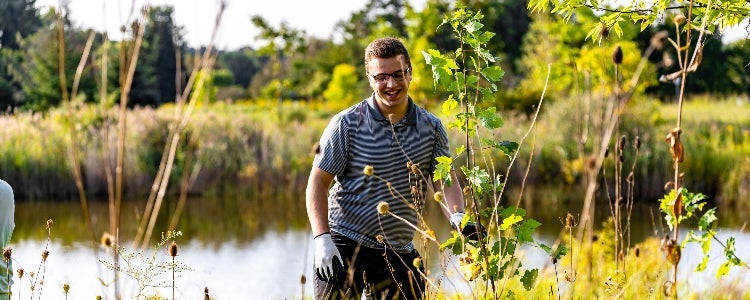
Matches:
[449,212,465,229]
[314,233,344,283]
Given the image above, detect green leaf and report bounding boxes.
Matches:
[699,208,717,231]
[441,94,458,116]
[465,20,484,33]
[477,107,504,130]
[480,65,505,82]
[433,156,453,185]
[521,269,538,290]
[439,233,463,255]
[501,214,523,230]
[696,254,709,272]
[481,139,519,158]
[518,219,542,243]
[716,261,731,277]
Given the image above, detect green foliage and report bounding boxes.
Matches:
[426,6,541,295]
[322,63,358,106]
[528,0,750,44]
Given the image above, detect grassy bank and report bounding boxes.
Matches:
[0,96,748,208]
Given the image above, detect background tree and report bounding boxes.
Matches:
[10,8,96,112]
[0,0,42,110]
[128,6,184,106]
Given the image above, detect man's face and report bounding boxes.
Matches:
[366,55,411,112]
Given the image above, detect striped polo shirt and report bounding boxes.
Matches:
[314,95,450,253]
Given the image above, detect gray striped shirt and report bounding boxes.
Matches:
[314,95,450,252]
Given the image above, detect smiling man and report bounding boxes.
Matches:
[306,37,483,299]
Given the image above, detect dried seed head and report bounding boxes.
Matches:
[674,14,687,25]
[462,186,470,195]
[413,257,423,268]
[612,45,623,65]
[2,247,11,262]
[101,232,114,248]
[204,287,211,300]
[41,250,49,261]
[406,161,413,170]
[618,250,625,262]
[376,234,385,244]
[604,147,610,158]
[565,213,575,228]
[47,219,53,229]
[585,155,597,170]
[63,283,70,293]
[17,268,24,279]
[410,163,420,175]
[634,136,641,150]
[618,135,627,151]
[433,191,444,203]
[635,246,641,258]
[599,23,609,39]
[363,165,374,177]
[169,241,178,257]
[411,186,418,196]
[665,128,684,163]
[552,256,558,264]
[592,234,599,242]
[97,296,103,300]
[377,201,390,215]
[300,275,306,284]
[627,172,634,183]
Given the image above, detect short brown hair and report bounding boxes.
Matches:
[364,37,411,69]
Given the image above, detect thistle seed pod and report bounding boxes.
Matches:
[2,247,11,262]
[612,45,623,65]
[599,23,609,39]
[41,250,49,261]
[618,135,627,151]
[169,241,178,257]
[413,257,423,268]
[410,163,420,175]
[363,165,374,177]
[674,14,687,25]
[17,268,24,279]
[377,201,390,215]
[565,213,575,228]
[101,232,114,247]
[433,191,444,203]
[47,219,53,229]
[63,283,70,293]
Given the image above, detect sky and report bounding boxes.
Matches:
[35,0,748,51]
[34,0,426,50]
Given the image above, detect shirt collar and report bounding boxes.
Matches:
[366,95,417,126]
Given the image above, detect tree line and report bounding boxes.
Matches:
[0,0,748,113]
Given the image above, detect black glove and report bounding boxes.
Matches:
[450,212,487,241]
[461,222,487,241]
[316,256,346,284]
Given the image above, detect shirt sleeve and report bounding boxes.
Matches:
[431,120,451,172]
[314,113,349,176]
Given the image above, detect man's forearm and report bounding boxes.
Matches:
[306,167,334,236]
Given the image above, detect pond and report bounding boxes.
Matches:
[7,187,749,299]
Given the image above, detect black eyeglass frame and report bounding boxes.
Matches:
[369,67,411,83]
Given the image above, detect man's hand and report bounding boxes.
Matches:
[450,212,487,241]
[313,233,345,283]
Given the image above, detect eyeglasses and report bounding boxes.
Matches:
[370,68,410,84]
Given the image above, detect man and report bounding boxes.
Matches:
[0,179,14,296]
[306,37,483,300]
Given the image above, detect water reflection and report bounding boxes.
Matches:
[8,186,749,298]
